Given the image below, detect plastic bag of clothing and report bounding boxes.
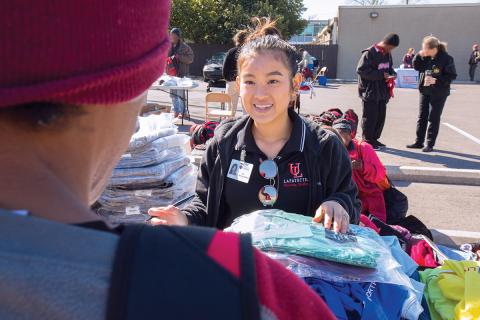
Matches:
[226,210,390,268]
[118,134,188,169]
[266,237,425,320]
[304,277,422,320]
[127,114,177,153]
[109,156,191,188]
[98,165,198,224]
[97,191,195,224]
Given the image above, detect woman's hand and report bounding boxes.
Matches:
[148,205,188,226]
[313,201,350,234]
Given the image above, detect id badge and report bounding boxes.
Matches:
[227,159,253,184]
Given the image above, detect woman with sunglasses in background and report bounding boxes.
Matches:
[149,19,361,233]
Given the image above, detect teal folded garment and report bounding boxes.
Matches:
[227,210,383,268]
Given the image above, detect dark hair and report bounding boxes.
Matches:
[237,17,297,79]
[383,33,400,47]
[246,17,283,41]
[233,30,248,46]
[423,36,447,52]
[0,102,83,129]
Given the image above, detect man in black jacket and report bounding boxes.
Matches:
[223,30,248,111]
[357,33,400,150]
[468,44,480,82]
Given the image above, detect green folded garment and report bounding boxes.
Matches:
[227,210,382,268]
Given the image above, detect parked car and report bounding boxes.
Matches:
[203,52,226,82]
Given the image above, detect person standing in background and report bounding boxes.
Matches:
[468,44,480,82]
[407,36,457,153]
[402,48,415,68]
[223,30,248,112]
[357,33,400,150]
[168,28,194,118]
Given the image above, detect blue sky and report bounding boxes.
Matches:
[303,0,480,19]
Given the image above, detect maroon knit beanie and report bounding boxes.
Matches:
[0,0,171,108]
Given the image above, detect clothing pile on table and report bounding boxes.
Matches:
[158,75,194,87]
[96,113,197,224]
[227,210,426,320]
[227,210,480,320]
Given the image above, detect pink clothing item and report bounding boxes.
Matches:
[349,140,387,222]
[0,0,171,108]
[360,214,380,233]
[360,191,387,222]
[410,240,439,268]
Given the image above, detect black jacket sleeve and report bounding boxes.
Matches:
[322,136,361,224]
[436,55,457,86]
[222,48,238,81]
[413,54,427,72]
[357,50,384,81]
[388,54,396,76]
[181,140,219,225]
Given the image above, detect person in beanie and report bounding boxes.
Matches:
[356,33,400,150]
[168,28,194,118]
[468,44,480,82]
[0,3,335,320]
[407,36,457,152]
[333,119,388,223]
[223,30,248,111]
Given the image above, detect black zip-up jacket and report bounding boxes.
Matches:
[468,50,480,65]
[413,51,457,97]
[357,46,396,102]
[182,111,361,229]
[223,46,240,82]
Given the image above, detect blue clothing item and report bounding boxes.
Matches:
[382,236,418,277]
[170,89,185,114]
[304,277,410,320]
[437,244,476,261]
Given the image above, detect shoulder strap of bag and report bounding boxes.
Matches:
[106,225,260,320]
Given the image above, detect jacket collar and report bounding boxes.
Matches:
[234,108,306,155]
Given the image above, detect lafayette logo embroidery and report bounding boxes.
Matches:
[289,163,303,178]
[284,163,309,187]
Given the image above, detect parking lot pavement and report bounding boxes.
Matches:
[394,181,480,245]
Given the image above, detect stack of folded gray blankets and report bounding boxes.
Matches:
[97,113,197,224]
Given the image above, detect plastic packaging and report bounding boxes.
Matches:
[127,114,177,153]
[109,156,191,188]
[118,134,188,168]
[226,210,392,268]
[98,166,198,224]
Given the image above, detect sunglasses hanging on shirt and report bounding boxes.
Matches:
[258,159,279,207]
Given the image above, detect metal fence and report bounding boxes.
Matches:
[186,43,338,79]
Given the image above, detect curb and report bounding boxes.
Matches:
[386,165,480,186]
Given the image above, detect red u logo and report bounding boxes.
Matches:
[289,163,303,178]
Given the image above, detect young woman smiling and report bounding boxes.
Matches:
[149,19,361,233]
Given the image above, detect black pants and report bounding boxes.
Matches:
[415,93,448,147]
[361,99,387,143]
[469,64,477,81]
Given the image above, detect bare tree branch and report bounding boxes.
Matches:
[349,0,385,5]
